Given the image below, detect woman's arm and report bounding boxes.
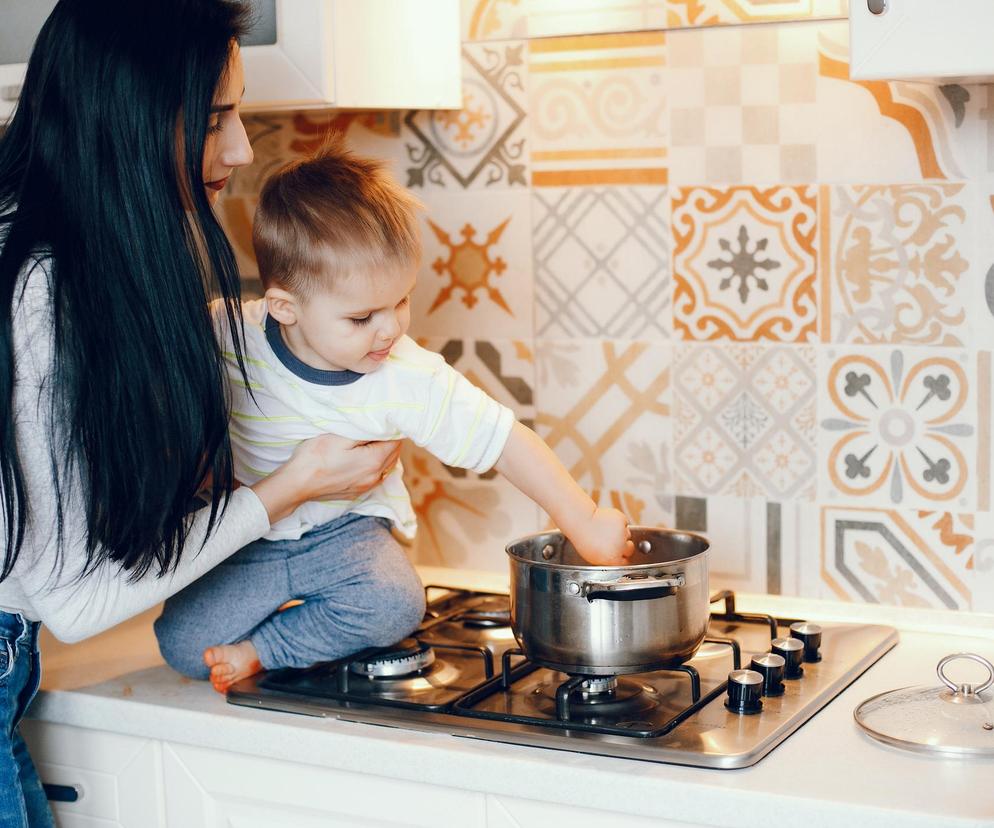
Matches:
[14,398,400,643]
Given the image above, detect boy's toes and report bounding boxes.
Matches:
[203,646,222,668]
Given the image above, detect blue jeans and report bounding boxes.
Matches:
[154,514,426,678]
[0,611,54,828]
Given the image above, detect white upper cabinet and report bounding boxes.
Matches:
[241,0,462,111]
[850,0,994,82]
[0,0,462,123]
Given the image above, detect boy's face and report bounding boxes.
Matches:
[274,265,417,374]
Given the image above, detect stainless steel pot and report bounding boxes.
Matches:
[506,526,710,675]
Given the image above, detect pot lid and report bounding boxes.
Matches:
[854,653,994,757]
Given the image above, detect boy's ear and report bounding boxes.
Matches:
[264,287,300,325]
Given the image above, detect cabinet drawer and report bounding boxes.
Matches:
[20,720,164,828]
[162,741,487,827]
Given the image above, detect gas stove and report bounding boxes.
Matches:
[227,587,898,769]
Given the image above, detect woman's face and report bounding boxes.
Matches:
[202,43,253,205]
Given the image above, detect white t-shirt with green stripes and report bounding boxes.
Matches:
[221,299,515,542]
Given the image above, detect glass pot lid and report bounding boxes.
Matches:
[854,653,994,757]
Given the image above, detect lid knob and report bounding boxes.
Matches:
[725,669,764,715]
[772,637,805,679]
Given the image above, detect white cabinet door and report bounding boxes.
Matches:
[486,794,702,828]
[240,0,462,112]
[20,720,165,828]
[161,741,487,827]
[1,0,462,124]
[850,0,994,81]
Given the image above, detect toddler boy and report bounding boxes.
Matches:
[155,143,632,692]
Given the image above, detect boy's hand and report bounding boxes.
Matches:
[569,507,635,566]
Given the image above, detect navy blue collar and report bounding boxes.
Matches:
[264,313,363,386]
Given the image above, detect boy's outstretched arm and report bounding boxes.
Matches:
[495,421,634,565]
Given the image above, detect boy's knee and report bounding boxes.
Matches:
[153,613,211,681]
[366,569,426,645]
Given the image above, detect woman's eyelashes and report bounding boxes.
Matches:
[207,119,223,136]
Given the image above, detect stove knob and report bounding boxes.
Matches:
[725,669,763,715]
[772,637,804,679]
[789,621,823,662]
[750,653,786,697]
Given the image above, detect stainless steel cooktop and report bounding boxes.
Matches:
[227,587,898,769]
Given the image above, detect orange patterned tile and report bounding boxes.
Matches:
[528,32,667,187]
[535,340,674,527]
[672,185,818,341]
[823,184,973,347]
[819,348,978,510]
[666,0,847,27]
[816,505,973,610]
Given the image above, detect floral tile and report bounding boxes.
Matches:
[405,463,541,571]
[816,505,974,611]
[976,351,992,513]
[462,0,527,41]
[532,186,670,341]
[673,495,800,594]
[236,110,408,193]
[971,511,994,613]
[534,340,674,528]
[821,184,974,347]
[674,343,818,499]
[672,186,818,341]
[665,0,847,28]
[977,195,994,349]
[667,23,819,185]
[818,347,978,511]
[817,22,983,182]
[527,0,666,38]
[411,189,533,340]
[403,41,528,190]
[528,31,667,188]
[407,337,536,482]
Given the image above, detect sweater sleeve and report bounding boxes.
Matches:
[7,260,270,643]
[392,340,515,474]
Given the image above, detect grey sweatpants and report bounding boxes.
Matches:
[154,514,426,680]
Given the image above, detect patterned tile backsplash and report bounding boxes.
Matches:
[219,1,994,616]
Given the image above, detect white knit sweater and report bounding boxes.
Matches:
[0,258,270,642]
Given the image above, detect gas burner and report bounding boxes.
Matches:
[455,609,511,629]
[528,675,661,722]
[349,639,435,678]
[580,676,617,695]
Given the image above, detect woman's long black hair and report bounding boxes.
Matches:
[0,0,250,580]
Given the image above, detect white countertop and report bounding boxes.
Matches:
[28,567,994,828]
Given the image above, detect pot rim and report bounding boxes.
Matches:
[505,525,710,571]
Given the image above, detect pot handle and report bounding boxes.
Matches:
[582,573,685,602]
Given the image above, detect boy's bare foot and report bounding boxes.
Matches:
[203,640,263,694]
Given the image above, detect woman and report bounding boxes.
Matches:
[0,2,400,824]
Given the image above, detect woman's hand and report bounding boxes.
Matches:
[249,434,402,524]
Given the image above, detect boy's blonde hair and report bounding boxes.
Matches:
[252,141,421,298]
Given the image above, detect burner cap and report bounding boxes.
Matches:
[580,676,618,696]
[456,609,511,629]
[348,639,435,678]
